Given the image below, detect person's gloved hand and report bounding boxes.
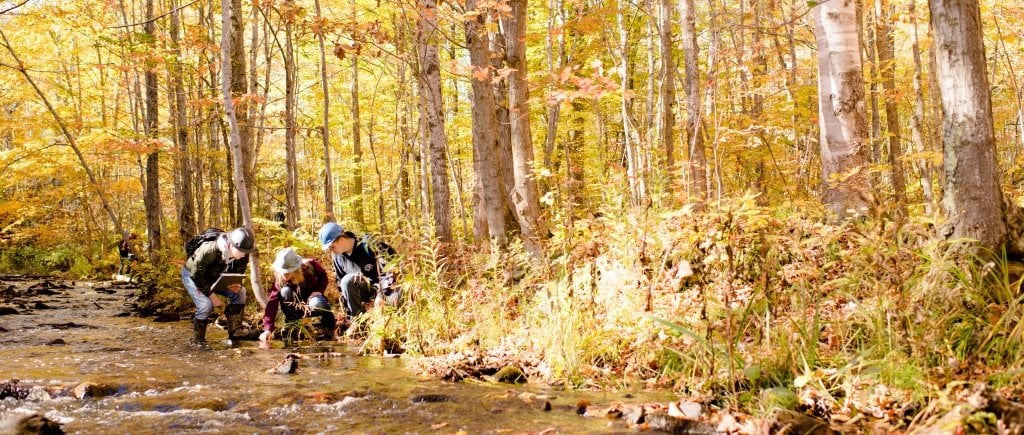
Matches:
[259,330,272,342]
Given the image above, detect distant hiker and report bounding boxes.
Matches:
[318,222,399,321]
[116,233,138,279]
[260,247,336,344]
[181,227,255,347]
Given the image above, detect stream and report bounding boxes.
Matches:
[0,276,678,433]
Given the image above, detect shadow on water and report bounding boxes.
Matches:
[0,277,674,433]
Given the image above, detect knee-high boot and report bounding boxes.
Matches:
[192,318,209,346]
[225,304,244,346]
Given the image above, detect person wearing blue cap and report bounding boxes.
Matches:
[317,222,398,321]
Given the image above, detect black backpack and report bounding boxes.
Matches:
[184,227,224,259]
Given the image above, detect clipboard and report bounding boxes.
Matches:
[211,273,245,293]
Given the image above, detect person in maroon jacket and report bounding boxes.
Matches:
[260,247,336,343]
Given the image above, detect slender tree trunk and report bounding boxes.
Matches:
[221,0,265,307]
[908,0,936,216]
[283,0,299,229]
[659,0,675,171]
[812,0,872,219]
[313,0,335,223]
[506,0,546,258]
[465,0,508,250]
[490,20,520,234]
[170,0,196,241]
[873,0,907,214]
[615,2,646,206]
[351,1,365,228]
[143,0,162,258]
[680,0,707,202]
[929,0,1006,250]
[417,0,453,242]
[230,0,252,215]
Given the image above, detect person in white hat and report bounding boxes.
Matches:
[260,247,336,343]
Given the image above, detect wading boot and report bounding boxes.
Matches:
[191,318,209,348]
[224,304,244,347]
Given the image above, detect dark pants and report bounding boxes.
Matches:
[279,286,336,331]
[339,274,375,318]
[118,254,135,275]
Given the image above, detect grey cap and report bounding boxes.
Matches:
[272,247,303,274]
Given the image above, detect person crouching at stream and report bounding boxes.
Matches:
[181,227,255,347]
[318,222,400,324]
[260,247,336,345]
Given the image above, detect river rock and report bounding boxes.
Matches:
[0,413,63,435]
[46,338,66,346]
[494,365,526,384]
[73,382,114,399]
[645,408,716,434]
[26,386,53,402]
[410,394,452,403]
[0,305,19,315]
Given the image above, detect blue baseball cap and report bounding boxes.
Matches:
[318,222,343,250]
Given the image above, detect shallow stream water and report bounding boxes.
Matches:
[0,276,674,433]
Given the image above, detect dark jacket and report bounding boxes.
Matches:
[331,235,394,285]
[184,235,249,293]
[263,259,329,332]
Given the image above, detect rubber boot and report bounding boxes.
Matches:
[224,304,244,346]
[191,318,209,348]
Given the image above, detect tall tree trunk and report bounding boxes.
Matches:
[221,0,266,307]
[465,0,508,250]
[230,0,252,214]
[812,0,871,219]
[143,0,162,258]
[314,0,335,223]
[929,0,1006,251]
[615,2,646,206]
[417,0,453,242]
[351,1,365,229]
[506,0,546,258]
[170,0,196,241]
[908,0,936,216]
[658,0,675,171]
[283,0,299,229]
[490,22,520,234]
[873,0,907,214]
[680,0,707,202]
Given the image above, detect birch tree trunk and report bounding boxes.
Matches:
[465,0,507,250]
[417,0,453,242]
[506,0,546,258]
[143,0,162,257]
[680,0,707,202]
[812,0,872,219]
[615,2,646,206]
[929,0,1006,250]
[314,0,335,223]
[221,0,266,307]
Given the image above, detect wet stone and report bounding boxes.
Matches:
[410,394,452,403]
[645,409,716,434]
[0,413,64,435]
[495,365,526,384]
[26,386,53,402]
[0,305,19,315]
[73,382,115,399]
[33,302,54,309]
[46,338,66,346]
